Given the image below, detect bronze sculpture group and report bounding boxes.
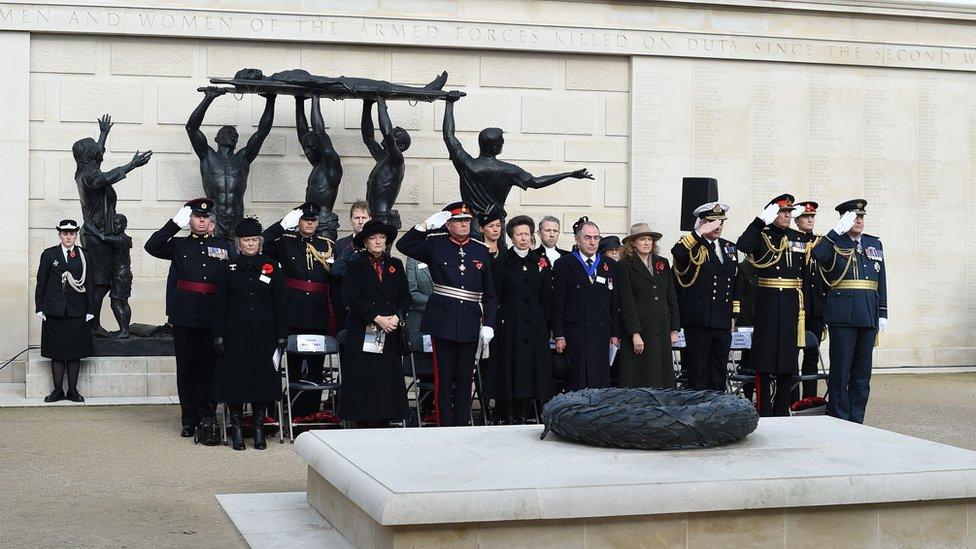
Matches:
[71,67,592,339]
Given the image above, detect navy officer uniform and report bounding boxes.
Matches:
[396,202,497,426]
[671,202,739,392]
[261,202,340,418]
[145,197,232,441]
[551,217,620,390]
[736,194,809,416]
[812,199,887,423]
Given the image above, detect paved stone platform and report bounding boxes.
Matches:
[295,417,976,548]
[26,349,176,399]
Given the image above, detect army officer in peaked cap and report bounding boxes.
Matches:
[793,200,828,400]
[813,199,887,423]
[145,197,232,443]
[262,201,340,419]
[36,220,95,403]
[397,201,497,426]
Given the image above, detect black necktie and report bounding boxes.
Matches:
[586,258,594,282]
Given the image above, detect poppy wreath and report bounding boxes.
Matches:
[261,263,274,275]
[541,388,759,450]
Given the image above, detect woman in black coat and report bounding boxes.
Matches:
[212,218,288,450]
[488,216,554,424]
[340,220,410,427]
[616,223,680,388]
[36,220,94,403]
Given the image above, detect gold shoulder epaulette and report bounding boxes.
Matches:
[679,233,697,249]
[316,235,335,243]
[283,233,297,239]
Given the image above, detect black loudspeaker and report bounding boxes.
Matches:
[680,177,719,231]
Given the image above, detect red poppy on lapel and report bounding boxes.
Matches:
[655,260,666,273]
[473,259,483,270]
[602,263,609,272]
[388,265,396,274]
[261,263,274,275]
[538,257,548,269]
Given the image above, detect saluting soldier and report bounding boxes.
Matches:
[36,220,95,403]
[262,201,339,419]
[736,194,808,416]
[794,201,828,399]
[396,202,497,427]
[671,202,739,392]
[145,198,231,443]
[812,200,887,423]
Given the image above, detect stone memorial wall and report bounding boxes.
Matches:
[2,0,976,378]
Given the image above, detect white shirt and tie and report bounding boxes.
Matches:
[61,245,75,263]
[543,245,561,265]
[706,238,723,263]
[582,253,597,282]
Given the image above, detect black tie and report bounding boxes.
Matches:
[586,258,594,282]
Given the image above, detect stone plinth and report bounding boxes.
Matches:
[295,417,976,548]
[26,349,176,399]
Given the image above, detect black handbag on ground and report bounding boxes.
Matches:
[397,310,413,356]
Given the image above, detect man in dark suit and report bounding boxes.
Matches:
[535,215,571,266]
[397,202,497,426]
[552,217,619,390]
[671,202,739,392]
[813,199,887,423]
[145,198,232,442]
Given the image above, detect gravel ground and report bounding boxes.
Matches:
[0,372,973,548]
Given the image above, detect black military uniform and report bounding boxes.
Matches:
[396,202,497,426]
[813,199,887,423]
[795,201,828,399]
[551,218,620,390]
[36,220,94,403]
[262,202,339,419]
[736,194,808,416]
[671,202,739,392]
[145,198,231,440]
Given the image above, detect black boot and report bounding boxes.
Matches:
[44,389,65,403]
[253,423,267,450]
[230,412,245,451]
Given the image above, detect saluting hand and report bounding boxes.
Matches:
[172,205,192,229]
[834,211,857,235]
[695,220,722,236]
[280,208,303,231]
[759,204,779,225]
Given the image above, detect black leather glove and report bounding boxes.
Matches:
[213,336,225,355]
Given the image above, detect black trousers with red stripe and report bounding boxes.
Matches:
[431,337,478,427]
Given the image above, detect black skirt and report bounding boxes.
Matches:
[41,316,94,360]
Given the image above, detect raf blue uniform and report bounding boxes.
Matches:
[396,203,497,426]
[145,198,232,437]
[812,199,887,423]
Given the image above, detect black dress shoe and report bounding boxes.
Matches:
[253,424,267,450]
[65,390,85,403]
[180,425,196,438]
[43,389,65,403]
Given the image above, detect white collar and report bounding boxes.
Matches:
[514,247,529,258]
[61,245,74,255]
[581,253,596,263]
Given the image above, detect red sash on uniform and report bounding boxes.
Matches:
[284,278,328,294]
[176,279,217,294]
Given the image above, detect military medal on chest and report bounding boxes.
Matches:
[458,247,466,272]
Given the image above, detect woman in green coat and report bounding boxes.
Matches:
[617,223,681,388]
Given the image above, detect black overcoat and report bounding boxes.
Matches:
[616,253,680,388]
[211,253,288,403]
[736,219,808,374]
[487,248,554,402]
[551,253,619,390]
[339,252,411,421]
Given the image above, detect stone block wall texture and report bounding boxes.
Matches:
[26,34,630,340]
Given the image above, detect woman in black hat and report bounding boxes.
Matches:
[211,218,288,450]
[598,235,622,262]
[616,223,680,388]
[487,215,554,424]
[477,209,505,258]
[339,219,410,427]
[36,220,95,402]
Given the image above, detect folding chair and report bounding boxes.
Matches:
[219,400,284,445]
[790,330,830,416]
[282,333,342,442]
[403,347,435,427]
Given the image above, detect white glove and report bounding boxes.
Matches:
[759,204,780,225]
[172,205,192,228]
[480,326,494,345]
[878,317,887,333]
[790,205,806,219]
[280,208,303,230]
[833,211,857,235]
[36,312,46,322]
[85,314,94,322]
[417,211,452,231]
